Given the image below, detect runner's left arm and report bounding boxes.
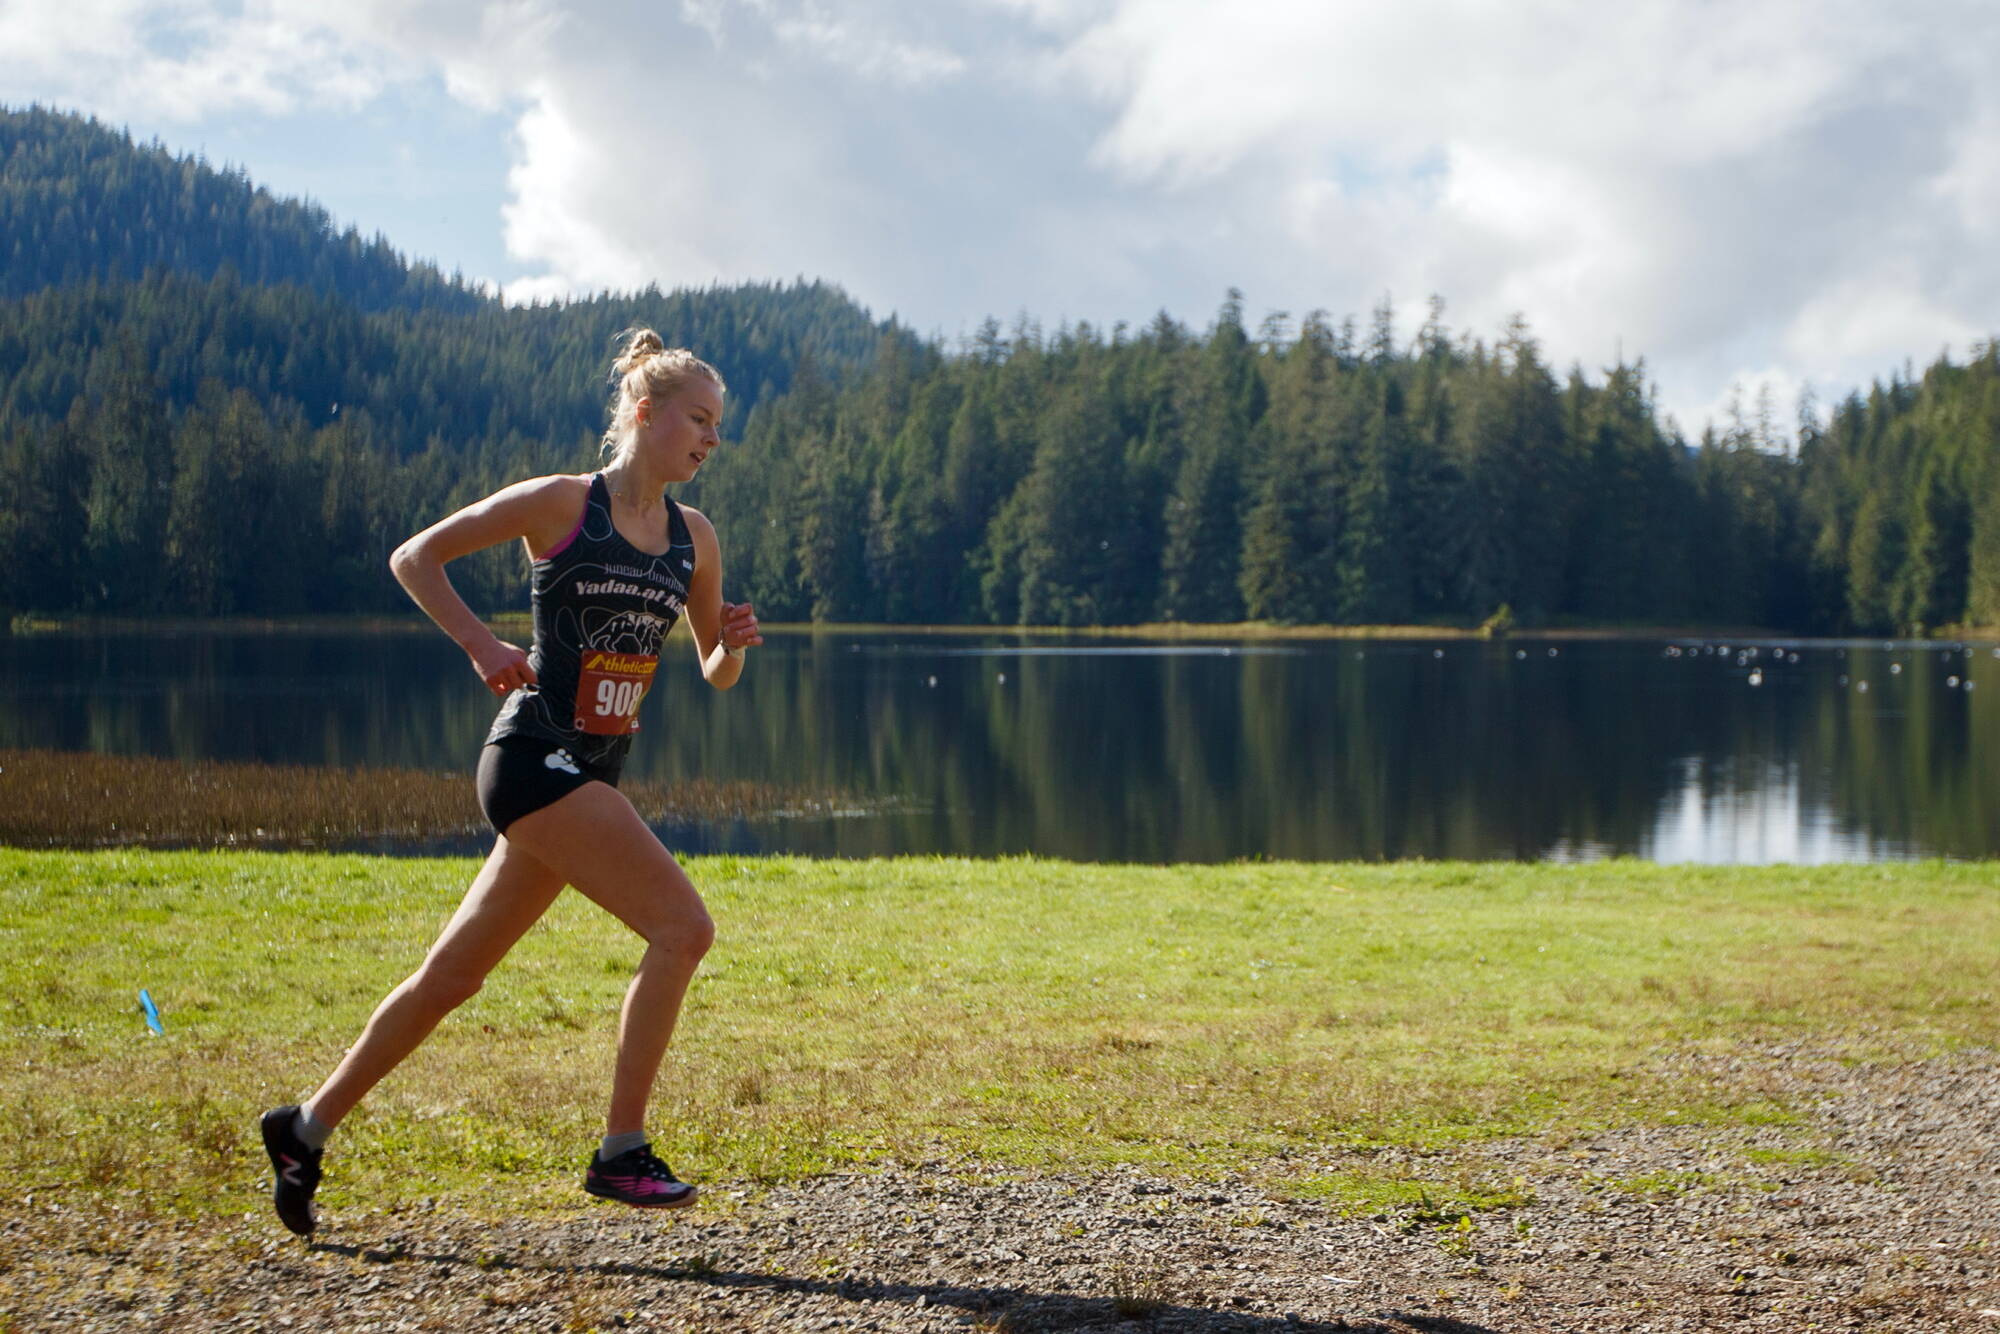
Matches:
[681,505,761,689]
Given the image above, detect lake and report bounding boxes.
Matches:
[2,626,1995,862]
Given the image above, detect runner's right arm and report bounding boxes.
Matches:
[390,475,585,696]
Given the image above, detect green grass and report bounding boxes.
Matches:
[2,851,1996,1222]
[1275,1169,1535,1220]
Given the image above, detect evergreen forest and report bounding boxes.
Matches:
[4,104,1998,633]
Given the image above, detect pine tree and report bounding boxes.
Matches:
[1159,292,1262,620]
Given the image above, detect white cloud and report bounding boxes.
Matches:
[678,0,729,47]
[7,0,1999,431]
[1032,0,2000,425]
[771,9,966,85]
[0,0,400,120]
[1784,271,1981,376]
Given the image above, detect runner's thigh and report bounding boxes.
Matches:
[501,782,708,943]
[420,836,569,982]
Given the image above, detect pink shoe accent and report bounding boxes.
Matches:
[588,1169,695,1206]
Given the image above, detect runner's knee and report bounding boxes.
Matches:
[633,892,713,957]
[682,907,715,958]
[649,905,714,957]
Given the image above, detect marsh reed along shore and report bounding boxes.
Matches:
[0,747,840,850]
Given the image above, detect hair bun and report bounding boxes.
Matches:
[600,335,726,460]
[612,328,667,377]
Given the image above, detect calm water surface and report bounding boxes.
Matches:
[3,627,1996,862]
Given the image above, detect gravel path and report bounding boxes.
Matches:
[5,1047,1995,1332]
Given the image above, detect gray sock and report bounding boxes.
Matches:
[599,1130,648,1160]
[294,1106,333,1152]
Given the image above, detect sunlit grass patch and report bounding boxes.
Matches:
[1274,1168,1535,1221]
[1,850,1996,1221]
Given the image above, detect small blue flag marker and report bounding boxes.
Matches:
[139,989,164,1036]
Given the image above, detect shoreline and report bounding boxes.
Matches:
[12,611,1999,644]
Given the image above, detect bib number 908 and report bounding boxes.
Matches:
[597,678,644,718]
[574,652,659,735]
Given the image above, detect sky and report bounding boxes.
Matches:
[4,0,1996,435]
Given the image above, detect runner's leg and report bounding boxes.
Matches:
[303,835,568,1128]
[502,782,713,1136]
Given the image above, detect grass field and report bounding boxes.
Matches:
[2,850,1995,1225]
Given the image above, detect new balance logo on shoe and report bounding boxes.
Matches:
[259,1105,324,1237]
[545,749,581,775]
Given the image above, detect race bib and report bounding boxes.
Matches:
[574,651,659,735]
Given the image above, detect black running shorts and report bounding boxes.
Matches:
[476,735,623,835]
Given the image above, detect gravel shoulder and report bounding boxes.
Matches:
[5,1047,1996,1333]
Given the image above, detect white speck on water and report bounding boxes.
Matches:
[1838,675,1849,686]
[1890,663,1902,675]
[1547,648,1558,657]
[1517,650,1527,659]
[996,672,1006,684]
[1948,676,1960,688]
[1967,681,1978,692]
[1858,681,1870,692]
[926,675,938,687]
[1748,670,1763,687]
[1433,649,1444,659]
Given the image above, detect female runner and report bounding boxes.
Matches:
[259,330,761,1234]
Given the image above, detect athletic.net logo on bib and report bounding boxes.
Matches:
[574,651,659,735]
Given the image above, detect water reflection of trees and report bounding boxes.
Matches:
[1811,648,1997,855]
[3,633,1993,862]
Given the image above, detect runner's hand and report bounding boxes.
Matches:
[720,601,763,653]
[472,639,536,696]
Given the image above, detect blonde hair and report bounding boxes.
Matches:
[602,328,727,460]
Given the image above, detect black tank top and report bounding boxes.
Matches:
[486,473,695,768]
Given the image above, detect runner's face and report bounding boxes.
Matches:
[640,381,724,483]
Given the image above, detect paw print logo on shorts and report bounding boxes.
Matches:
[544,748,581,775]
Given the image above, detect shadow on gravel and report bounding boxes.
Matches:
[310,1239,1505,1332]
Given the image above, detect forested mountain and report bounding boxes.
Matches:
[0,268,902,455]
[691,297,1812,629]
[1798,362,2000,631]
[0,105,905,613]
[3,104,1997,632]
[690,296,2000,634]
[2,105,482,312]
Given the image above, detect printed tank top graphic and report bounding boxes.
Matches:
[487,473,695,768]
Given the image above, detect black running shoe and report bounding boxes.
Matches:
[259,1104,323,1236]
[583,1143,698,1209]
